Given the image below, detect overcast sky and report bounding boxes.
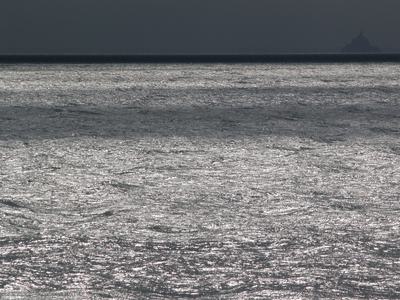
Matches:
[1,0,399,54]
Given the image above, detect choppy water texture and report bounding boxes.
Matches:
[0,63,399,299]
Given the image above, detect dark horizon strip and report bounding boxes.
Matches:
[0,54,400,64]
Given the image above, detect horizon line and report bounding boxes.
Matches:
[0,53,400,63]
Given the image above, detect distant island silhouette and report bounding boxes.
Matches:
[342,31,380,53]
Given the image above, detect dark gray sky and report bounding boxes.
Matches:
[1,0,399,54]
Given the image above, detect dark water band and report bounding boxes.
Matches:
[1,54,400,64]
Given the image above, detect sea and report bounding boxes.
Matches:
[0,63,399,299]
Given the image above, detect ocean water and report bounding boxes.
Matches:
[0,63,399,299]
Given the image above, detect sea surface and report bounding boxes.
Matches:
[0,63,399,299]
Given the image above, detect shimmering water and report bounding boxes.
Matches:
[0,64,399,299]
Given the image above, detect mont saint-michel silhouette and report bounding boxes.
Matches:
[342,31,381,53]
